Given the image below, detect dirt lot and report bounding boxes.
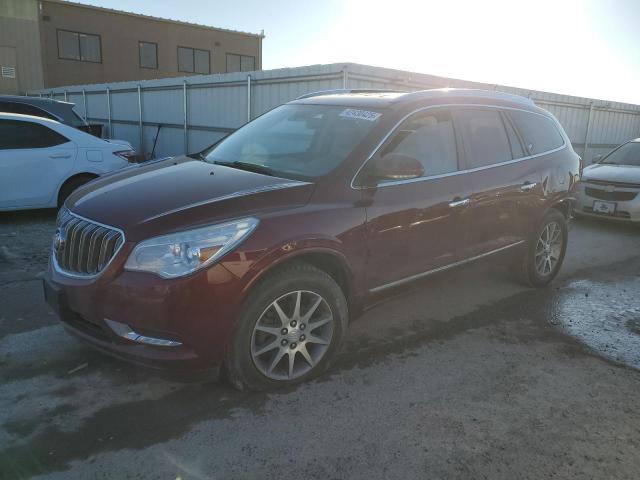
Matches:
[1,210,639,480]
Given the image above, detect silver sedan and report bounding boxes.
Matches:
[574,139,640,222]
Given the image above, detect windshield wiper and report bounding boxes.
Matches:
[214,160,277,177]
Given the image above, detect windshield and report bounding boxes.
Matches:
[203,104,382,179]
[601,141,640,166]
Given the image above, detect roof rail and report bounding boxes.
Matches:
[296,88,408,100]
[399,88,536,106]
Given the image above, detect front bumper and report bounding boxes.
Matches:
[573,182,640,223]
[43,250,248,369]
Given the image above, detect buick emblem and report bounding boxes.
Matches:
[53,229,66,252]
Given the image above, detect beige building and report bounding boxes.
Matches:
[0,0,263,94]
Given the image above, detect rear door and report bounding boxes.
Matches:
[0,119,76,208]
[360,108,472,291]
[453,107,541,258]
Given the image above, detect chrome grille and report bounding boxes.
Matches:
[584,187,638,202]
[53,208,124,276]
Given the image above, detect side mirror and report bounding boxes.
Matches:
[370,153,425,182]
[591,154,603,164]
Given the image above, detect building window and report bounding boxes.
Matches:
[139,41,158,69]
[178,46,210,74]
[57,29,102,63]
[226,53,255,73]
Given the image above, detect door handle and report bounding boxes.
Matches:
[49,154,71,159]
[448,197,470,208]
[520,182,537,192]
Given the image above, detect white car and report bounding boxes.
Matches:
[574,138,640,222]
[0,112,135,211]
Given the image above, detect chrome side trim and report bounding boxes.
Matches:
[369,241,525,293]
[52,210,126,280]
[350,103,568,190]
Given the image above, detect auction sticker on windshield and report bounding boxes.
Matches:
[339,109,382,121]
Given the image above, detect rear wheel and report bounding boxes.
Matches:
[57,175,96,208]
[519,209,568,287]
[225,263,348,391]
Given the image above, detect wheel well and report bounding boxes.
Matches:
[57,173,98,205]
[551,200,571,219]
[263,252,352,304]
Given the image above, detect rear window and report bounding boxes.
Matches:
[508,110,564,155]
[0,119,69,150]
[0,101,58,121]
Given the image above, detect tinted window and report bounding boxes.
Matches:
[178,47,194,72]
[455,109,512,168]
[502,112,525,158]
[57,30,101,62]
[204,104,380,179]
[194,49,210,74]
[226,53,256,73]
[380,109,458,178]
[509,110,564,154]
[178,47,210,73]
[0,101,58,121]
[139,42,158,69]
[0,120,69,150]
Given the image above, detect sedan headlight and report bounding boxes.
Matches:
[124,217,259,278]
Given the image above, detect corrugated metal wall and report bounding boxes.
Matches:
[30,62,640,162]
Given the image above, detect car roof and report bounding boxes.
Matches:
[0,94,76,108]
[290,88,539,111]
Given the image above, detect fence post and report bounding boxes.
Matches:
[342,66,348,89]
[246,74,252,122]
[106,87,112,139]
[64,90,68,102]
[82,89,88,121]
[137,84,143,154]
[583,102,594,160]
[183,80,188,153]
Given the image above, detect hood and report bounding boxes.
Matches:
[68,156,314,241]
[582,164,640,185]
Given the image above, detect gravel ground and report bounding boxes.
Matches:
[0,210,639,480]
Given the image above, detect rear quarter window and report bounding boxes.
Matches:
[508,110,564,155]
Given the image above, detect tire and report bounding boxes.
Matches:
[225,263,348,391]
[519,209,568,287]
[57,175,96,209]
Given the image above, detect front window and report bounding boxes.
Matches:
[204,104,382,179]
[601,142,640,166]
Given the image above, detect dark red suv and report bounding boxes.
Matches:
[43,89,580,390]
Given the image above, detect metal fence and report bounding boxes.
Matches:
[29,62,640,162]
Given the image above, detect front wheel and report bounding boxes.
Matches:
[519,209,568,287]
[225,263,348,391]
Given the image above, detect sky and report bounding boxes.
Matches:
[77,0,640,104]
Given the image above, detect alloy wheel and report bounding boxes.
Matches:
[250,290,334,381]
[535,221,563,276]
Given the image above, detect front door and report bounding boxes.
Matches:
[359,108,472,292]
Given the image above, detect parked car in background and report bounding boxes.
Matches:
[0,113,135,211]
[43,89,579,391]
[574,139,640,222]
[0,95,89,130]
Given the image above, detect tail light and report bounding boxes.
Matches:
[113,150,138,162]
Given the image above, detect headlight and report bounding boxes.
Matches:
[124,217,258,278]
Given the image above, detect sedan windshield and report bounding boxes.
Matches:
[204,104,382,179]
[601,142,640,166]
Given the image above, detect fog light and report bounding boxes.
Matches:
[104,319,182,347]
